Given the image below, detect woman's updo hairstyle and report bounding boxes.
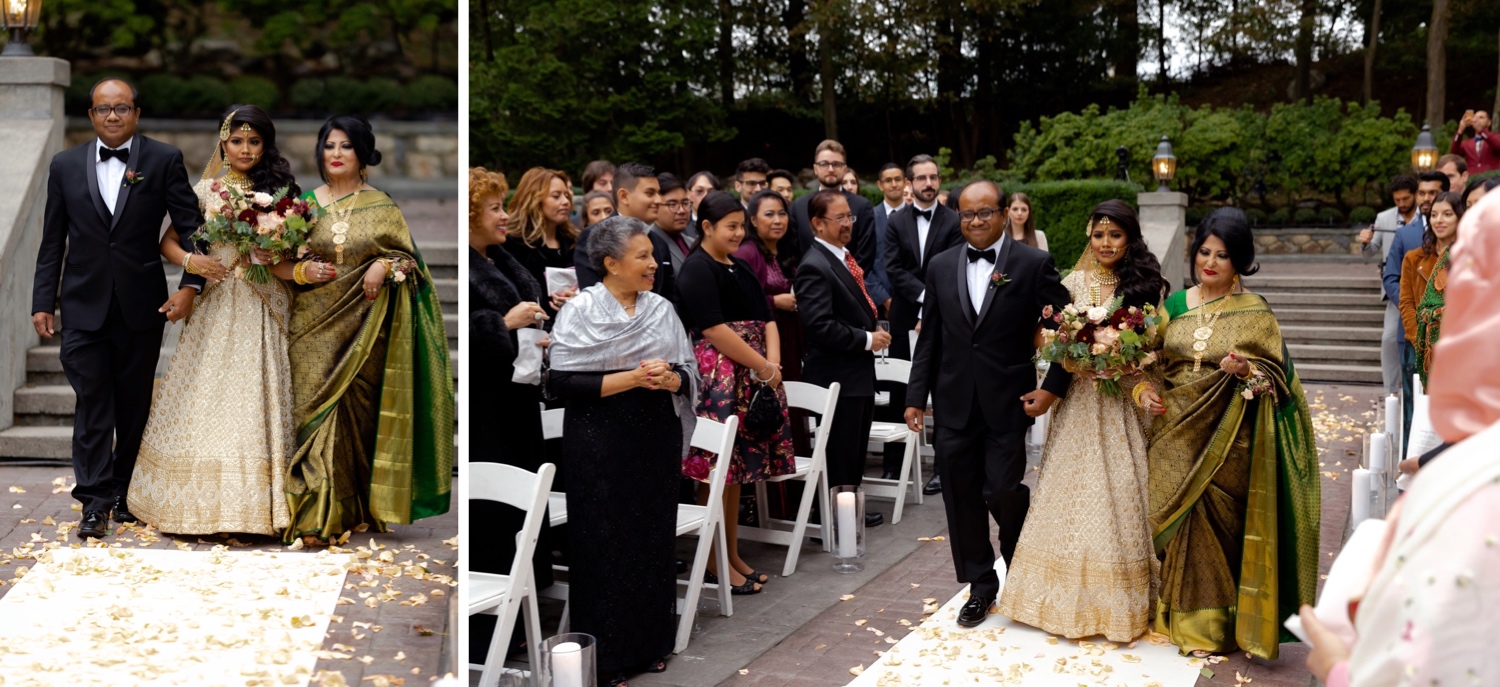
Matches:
[316,114,383,182]
[1191,207,1260,281]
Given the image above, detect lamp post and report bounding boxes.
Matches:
[1411,124,1438,173]
[1152,135,1176,192]
[1,0,41,56]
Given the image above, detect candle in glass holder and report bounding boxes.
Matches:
[1351,469,1372,525]
[836,491,857,558]
[551,641,583,687]
[1369,432,1388,476]
[1385,394,1399,436]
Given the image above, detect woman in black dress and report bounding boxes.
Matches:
[503,166,579,318]
[467,167,556,662]
[548,216,699,687]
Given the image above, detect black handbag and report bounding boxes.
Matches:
[744,381,784,435]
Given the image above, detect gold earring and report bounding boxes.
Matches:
[360,168,368,182]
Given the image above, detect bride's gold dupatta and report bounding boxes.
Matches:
[1147,291,1320,659]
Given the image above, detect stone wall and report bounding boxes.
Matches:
[65,118,457,197]
[1250,227,1365,256]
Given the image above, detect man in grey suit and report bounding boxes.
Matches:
[1356,174,1419,394]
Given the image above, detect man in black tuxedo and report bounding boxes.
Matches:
[884,154,962,361]
[795,190,892,527]
[575,161,661,289]
[789,140,876,276]
[903,181,1071,628]
[31,78,206,539]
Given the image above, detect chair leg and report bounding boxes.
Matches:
[676,515,718,654]
[818,470,833,552]
[893,438,917,524]
[478,598,520,687]
[913,441,926,505]
[522,588,544,687]
[558,595,571,635]
[714,514,734,617]
[781,472,821,577]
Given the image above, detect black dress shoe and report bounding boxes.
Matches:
[922,475,943,496]
[112,496,138,524]
[956,595,993,628]
[78,510,109,539]
[864,512,884,527]
[880,469,900,480]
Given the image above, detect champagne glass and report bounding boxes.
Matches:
[877,320,890,364]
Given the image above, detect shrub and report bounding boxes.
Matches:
[1317,207,1345,225]
[1349,206,1378,224]
[1293,207,1318,225]
[858,184,884,208]
[404,75,458,113]
[230,76,281,111]
[1243,208,1269,225]
[289,79,325,111]
[1269,207,1292,225]
[993,179,1143,270]
[1186,206,1210,226]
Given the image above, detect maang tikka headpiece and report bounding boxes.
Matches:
[200,108,242,183]
[1087,215,1113,234]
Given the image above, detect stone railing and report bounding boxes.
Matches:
[0,58,69,429]
[1249,227,1366,257]
[65,117,457,199]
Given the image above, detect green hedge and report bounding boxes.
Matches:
[999,179,1143,270]
[1350,206,1378,224]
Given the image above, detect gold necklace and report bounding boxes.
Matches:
[223,168,251,191]
[1190,287,1231,372]
[328,188,361,264]
[1090,266,1120,306]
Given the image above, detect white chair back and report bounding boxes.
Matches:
[692,415,739,508]
[540,408,565,441]
[468,462,556,612]
[909,329,920,355]
[782,380,840,468]
[874,358,912,385]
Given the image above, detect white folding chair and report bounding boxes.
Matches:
[674,415,740,653]
[468,462,556,687]
[862,359,923,522]
[739,381,840,576]
[536,407,571,634]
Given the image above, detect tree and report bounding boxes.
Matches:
[1425,0,1450,129]
[1293,0,1316,101]
[1362,0,1380,106]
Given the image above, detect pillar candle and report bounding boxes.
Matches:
[551,641,583,687]
[1385,394,1400,438]
[1351,469,1372,526]
[1369,432,1388,476]
[836,491,858,558]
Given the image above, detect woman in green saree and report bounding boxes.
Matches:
[1136,208,1320,659]
[280,115,454,544]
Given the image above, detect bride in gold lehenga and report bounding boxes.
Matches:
[997,201,1167,642]
[129,105,330,535]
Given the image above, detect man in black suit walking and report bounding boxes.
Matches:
[903,181,1071,628]
[789,140,877,276]
[795,190,892,527]
[31,78,207,539]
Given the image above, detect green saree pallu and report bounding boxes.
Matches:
[1414,250,1449,387]
[282,190,454,543]
[1147,291,1320,660]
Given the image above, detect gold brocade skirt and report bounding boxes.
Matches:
[129,246,295,536]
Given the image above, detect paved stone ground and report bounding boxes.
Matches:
[0,466,459,685]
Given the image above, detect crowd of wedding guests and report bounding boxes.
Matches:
[474,136,1500,685]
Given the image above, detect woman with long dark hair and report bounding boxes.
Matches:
[1400,192,1465,385]
[997,199,1168,641]
[130,105,319,535]
[1006,192,1048,251]
[504,167,578,317]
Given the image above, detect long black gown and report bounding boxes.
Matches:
[549,370,686,680]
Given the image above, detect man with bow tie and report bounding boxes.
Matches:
[903,181,1072,629]
[883,154,963,362]
[30,78,207,540]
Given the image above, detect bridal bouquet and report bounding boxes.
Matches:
[1038,297,1163,397]
[193,180,322,284]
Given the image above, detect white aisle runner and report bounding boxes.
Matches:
[848,559,1206,686]
[0,547,353,686]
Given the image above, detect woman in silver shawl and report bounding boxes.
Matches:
[547,215,698,686]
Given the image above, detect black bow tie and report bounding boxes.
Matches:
[967,247,996,263]
[99,146,129,163]
[914,208,933,222]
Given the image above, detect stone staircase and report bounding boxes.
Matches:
[0,242,459,460]
[1248,273,1384,385]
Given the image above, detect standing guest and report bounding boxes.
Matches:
[581,159,615,194]
[734,189,803,384]
[284,115,453,544]
[677,191,795,593]
[884,154,963,361]
[1463,176,1500,208]
[646,172,692,307]
[902,181,1073,628]
[1400,192,1464,386]
[686,170,721,238]
[869,161,910,480]
[796,190,892,525]
[466,167,555,664]
[1359,175,1420,394]
[548,217,698,686]
[581,190,616,228]
[1382,171,1448,447]
[504,167,579,318]
[998,200,1167,642]
[1139,208,1320,659]
[790,140,877,276]
[1450,110,1500,175]
[1005,192,1048,251]
[1298,191,1500,687]
[841,168,860,195]
[876,163,907,217]
[768,168,796,204]
[905,183,916,208]
[734,158,771,208]
[32,78,208,539]
[576,162,661,288]
[1436,154,1468,193]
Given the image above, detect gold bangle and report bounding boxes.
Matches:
[182,253,199,275]
[293,260,309,285]
[1131,381,1155,408]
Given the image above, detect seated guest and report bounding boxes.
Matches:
[468,167,554,663]
[1399,192,1465,386]
[504,167,578,318]
[581,159,615,193]
[549,216,698,687]
[1006,192,1048,251]
[581,190,616,228]
[768,168,797,205]
[678,191,796,593]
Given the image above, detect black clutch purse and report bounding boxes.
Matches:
[743,382,784,435]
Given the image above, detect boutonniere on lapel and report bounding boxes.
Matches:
[990,272,1011,290]
[124,170,144,186]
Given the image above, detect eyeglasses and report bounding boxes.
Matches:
[911,174,941,184]
[958,208,1001,223]
[813,160,847,170]
[663,200,692,212]
[739,179,768,190]
[90,105,135,118]
[819,213,855,225]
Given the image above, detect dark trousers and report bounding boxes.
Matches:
[1400,342,1416,455]
[933,400,1029,601]
[59,297,162,513]
[824,394,876,490]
